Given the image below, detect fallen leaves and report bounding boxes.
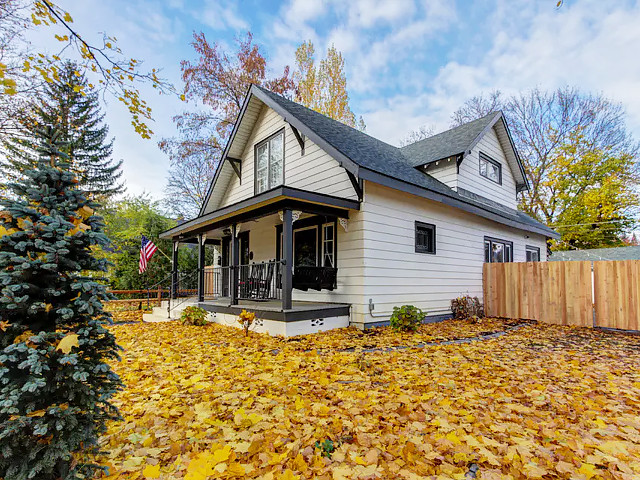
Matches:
[97,320,640,479]
[56,333,79,354]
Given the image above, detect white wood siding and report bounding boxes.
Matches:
[219,105,357,208]
[457,126,518,209]
[425,159,457,189]
[359,182,547,324]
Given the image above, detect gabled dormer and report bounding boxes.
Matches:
[400,112,528,210]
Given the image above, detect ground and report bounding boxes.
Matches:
[98,318,640,480]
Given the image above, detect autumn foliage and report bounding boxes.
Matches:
[99,319,640,479]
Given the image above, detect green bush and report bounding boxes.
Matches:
[180,306,209,326]
[390,305,425,332]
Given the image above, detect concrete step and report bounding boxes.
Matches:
[143,297,199,323]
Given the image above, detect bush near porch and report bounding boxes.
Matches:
[98,320,640,479]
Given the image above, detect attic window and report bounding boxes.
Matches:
[255,129,284,194]
[479,152,502,185]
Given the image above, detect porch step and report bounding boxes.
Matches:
[143,297,199,323]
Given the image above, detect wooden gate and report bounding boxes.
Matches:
[483,261,593,327]
[593,260,640,330]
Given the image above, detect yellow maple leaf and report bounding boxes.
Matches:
[142,464,160,479]
[278,469,300,480]
[56,333,79,354]
[578,462,599,479]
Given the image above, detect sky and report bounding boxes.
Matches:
[27,0,640,202]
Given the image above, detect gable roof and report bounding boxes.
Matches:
[400,112,499,166]
[549,246,640,262]
[199,85,557,239]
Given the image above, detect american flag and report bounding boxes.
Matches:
[139,235,158,274]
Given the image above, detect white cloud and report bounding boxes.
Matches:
[363,0,640,146]
[198,0,248,31]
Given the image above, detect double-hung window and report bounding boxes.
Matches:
[526,245,541,262]
[484,237,512,263]
[255,129,284,194]
[322,223,335,267]
[479,152,502,184]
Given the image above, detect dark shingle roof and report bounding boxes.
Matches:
[400,112,499,166]
[549,246,640,262]
[252,86,557,238]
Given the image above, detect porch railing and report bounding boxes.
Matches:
[203,261,283,301]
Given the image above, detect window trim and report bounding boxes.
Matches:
[275,216,338,268]
[415,221,436,255]
[254,127,285,195]
[526,245,541,262]
[484,236,513,263]
[322,222,336,267]
[479,152,502,185]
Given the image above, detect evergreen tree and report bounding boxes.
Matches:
[0,127,123,479]
[3,61,124,201]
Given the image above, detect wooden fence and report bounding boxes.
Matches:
[483,260,640,331]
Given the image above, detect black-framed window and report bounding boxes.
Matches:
[415,221,436,254]
[484,236,512,263]
[479,152,502,185]
[255,129,284,194]
[526,245,541,262]
[322,223,335,267]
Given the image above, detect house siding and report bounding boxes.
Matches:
[358,181,547,325]
[425,159,457,189]
[457,126,518,209]
[219,105,357,208]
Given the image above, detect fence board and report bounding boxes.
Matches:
[594,260,640,331]
[483,261,592,327]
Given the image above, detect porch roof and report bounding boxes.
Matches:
[160,185,358,241]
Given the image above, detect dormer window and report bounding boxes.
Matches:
[255,129,284,194]
[479,152,502,185]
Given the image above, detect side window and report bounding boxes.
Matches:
[415,221,436,254]
[322,223,335,267]
[484,237,513,263]
[479,152,502,185]
[526,246,540,262]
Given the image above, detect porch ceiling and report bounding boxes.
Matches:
[160,185,359,242]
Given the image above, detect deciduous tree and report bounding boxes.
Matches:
[451,87,639,246]
[159,32,295,218]
[293,41,365,130]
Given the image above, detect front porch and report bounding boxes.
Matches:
[160,186,358,334]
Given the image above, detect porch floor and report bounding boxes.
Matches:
[200,297,350,322]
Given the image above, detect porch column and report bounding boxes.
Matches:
[171,241,179,300]
[197,234,205,303]
[231,223,239,305]
[282,209,293,310]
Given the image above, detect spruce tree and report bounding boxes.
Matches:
[3,61,124,201]
[0,127,123,479]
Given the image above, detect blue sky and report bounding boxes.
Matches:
[30,0,640,201]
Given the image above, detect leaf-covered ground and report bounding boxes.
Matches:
[98,320,640,479]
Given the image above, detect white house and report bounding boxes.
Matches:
[160,85,558,336]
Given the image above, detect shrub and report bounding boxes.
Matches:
[390,305,425,332]
[237,309,256,336]
[181,306,209,326]
[451,295,484,320]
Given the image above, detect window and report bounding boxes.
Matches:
[484,237,513,263]
[479,152,502,184]
[415,222,436,254]
[322,223,335,267]
[526,245,541,262]
[255,129,284,194]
